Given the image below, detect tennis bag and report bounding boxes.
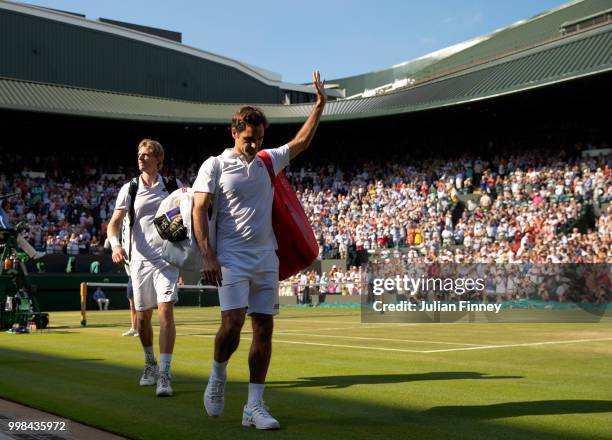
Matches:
[258,150,318,280]
[154,187,204,272]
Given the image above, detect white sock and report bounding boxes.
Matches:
[160,353,172,374]
[211,360,227,380]
[144,346,156,365]
[247,383,265,407]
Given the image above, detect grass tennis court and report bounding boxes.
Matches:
[1,307,612,440]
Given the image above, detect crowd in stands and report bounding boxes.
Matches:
[0,151,200,256]
[1,143,610,271]
[280,266,367,299]
[280,261,610,304]
[288,148,611,264]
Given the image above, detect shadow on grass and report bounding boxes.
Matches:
[269,372,523,389]
[423,400,612,419]
[0,347,607,440]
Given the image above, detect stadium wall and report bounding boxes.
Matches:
[31,274,128,311]
[28,274,220,311]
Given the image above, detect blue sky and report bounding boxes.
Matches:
[24,0,567,83]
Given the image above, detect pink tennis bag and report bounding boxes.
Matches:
[258,151,319,280]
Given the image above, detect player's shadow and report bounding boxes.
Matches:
[423,400,612,419]
[269,371,522,389]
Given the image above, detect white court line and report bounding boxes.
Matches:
[420,337,612,353]
[271,339,433,353]
[274,319,466,326]
[274,332,484,346]
[175,322,419,334]
[275,326,366,332]
[186,335,612,354]
[273,325,408,332]
[174,323,367,331]
[187,334,429,353]
[274,319,361,324]
[275,320,462,326]
[175,326,481,346]
[275,323,430,332]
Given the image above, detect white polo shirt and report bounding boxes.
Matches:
[193,145,290,256]
[115,175,181,261]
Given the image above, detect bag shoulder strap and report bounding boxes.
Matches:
[128,177,139,228]
[163,176,179,194]
[257,151,275,183]
[126,177,139,262]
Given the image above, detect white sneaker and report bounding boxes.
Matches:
[122,328,138,336]
[242,401,280,430]
[203,376,226,417]
[156,372,173,397]
[139,363,158,386]
[33,251,46,260]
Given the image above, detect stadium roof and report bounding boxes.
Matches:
[0,0,339,97]
[0,18,610,124]
[331,0,612,97]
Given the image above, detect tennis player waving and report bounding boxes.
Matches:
[193,71,326,430]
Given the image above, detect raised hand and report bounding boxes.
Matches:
[286,70,327,159]
[313,70,326,105]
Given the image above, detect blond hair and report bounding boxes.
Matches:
[137,139,164,171]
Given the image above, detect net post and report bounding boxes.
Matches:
[80,282,88,326]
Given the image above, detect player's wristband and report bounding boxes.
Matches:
[109,236,121,248]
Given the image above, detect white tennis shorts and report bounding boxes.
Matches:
[130,259,179,311]
[217,250,279,315]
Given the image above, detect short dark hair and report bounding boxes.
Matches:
[231,106,269,134]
